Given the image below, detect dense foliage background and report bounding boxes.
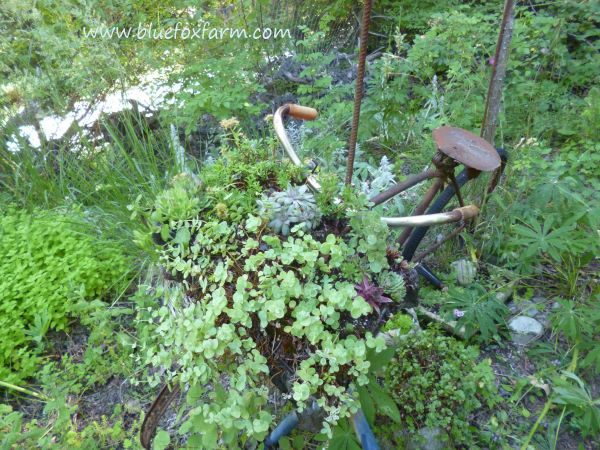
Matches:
[0,1,598,449]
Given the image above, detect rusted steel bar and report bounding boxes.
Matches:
[381,205,479,228]
[413,224,467,262]
[481,0,516,145]
[369,168,439,207]
[481,0,515,201]
[140,383,180,449]
[397,178,443,246]
[449,172,465,207]
[345,0,373,185]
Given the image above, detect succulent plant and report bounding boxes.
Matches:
[354,276,392,316]
[257,184,322,236]
[378,270,406,302]
[451,259,477,286]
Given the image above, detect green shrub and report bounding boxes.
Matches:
[384,328,499,445]
[0,207,130,382]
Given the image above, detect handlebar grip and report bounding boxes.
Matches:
[456,205,479,220]
[287,104,318,121]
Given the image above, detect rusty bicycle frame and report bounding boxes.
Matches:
[273,103,501,260]
[140,105,504,450]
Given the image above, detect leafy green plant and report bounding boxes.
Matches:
[0,207,131,382]
[441,283,508,342]
[551,372,600,438]
[148,172,203,223]
[384,327,500,445]
[348,210,390,274]
[130,140,407,445]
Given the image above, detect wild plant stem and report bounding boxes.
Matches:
[520,346,579,450]
[0,380,51,401]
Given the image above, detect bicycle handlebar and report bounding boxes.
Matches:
[273,104,479,228]
[288,104,318,121]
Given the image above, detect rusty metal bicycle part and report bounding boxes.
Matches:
[288,104,318,121]
[369,168,440,207]
[486,147,509,194]
[413,224,467,262]
[433,127,501,172]
[274,106,486,230]
[381,204,479,228]
[397,178,444,246]
[415,263,444,290]
[273,105,322,192]
[402,167,470,262]
[140,383,180,449]
[448,172,465,207]
[345,0,373,185]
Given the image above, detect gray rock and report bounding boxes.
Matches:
[521,300,542,317]
[509,316,544,345]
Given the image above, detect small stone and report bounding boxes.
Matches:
[509,316,544,345]
[507,301,518,314]
[520,300,541,317]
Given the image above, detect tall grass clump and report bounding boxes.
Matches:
[0,113,198,258]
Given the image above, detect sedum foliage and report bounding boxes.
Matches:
[0,207,130,382]
[384,327,499,445]
[135,142,398,446]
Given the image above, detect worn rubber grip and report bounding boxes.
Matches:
[456,204,479,220]
[288,104,318,121]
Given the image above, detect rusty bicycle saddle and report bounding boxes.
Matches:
[433,126,501,172]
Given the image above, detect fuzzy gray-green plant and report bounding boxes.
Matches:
[378,270,406,302]
[257,184,322,236]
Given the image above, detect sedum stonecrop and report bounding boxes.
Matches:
[134,142,395,447]
[257,184,322,236]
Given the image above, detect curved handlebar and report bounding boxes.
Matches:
[272,104,479,229]
[288,104,318,121]
[274,104,322,191]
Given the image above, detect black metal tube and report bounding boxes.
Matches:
[415,263,444,290]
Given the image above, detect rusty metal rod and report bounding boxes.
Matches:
[369,168,440,206]
[397,178,443,246]
[345,0,373,185]
[449,172,465,207]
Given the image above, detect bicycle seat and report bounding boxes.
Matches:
[433,127,501,172]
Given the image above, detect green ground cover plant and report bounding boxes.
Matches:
[0,0,598,448]
[0,207,131,383]
[132,137,412,447]
[382,327,500,446]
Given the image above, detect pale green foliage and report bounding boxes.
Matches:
[258,184,322,236]
[149,172,203,223]
[137,210,389,444]
[384,328,499,445]
[0,207,130,382]
[348,210,390,273]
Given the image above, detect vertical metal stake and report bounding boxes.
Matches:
[345,0,373,185]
